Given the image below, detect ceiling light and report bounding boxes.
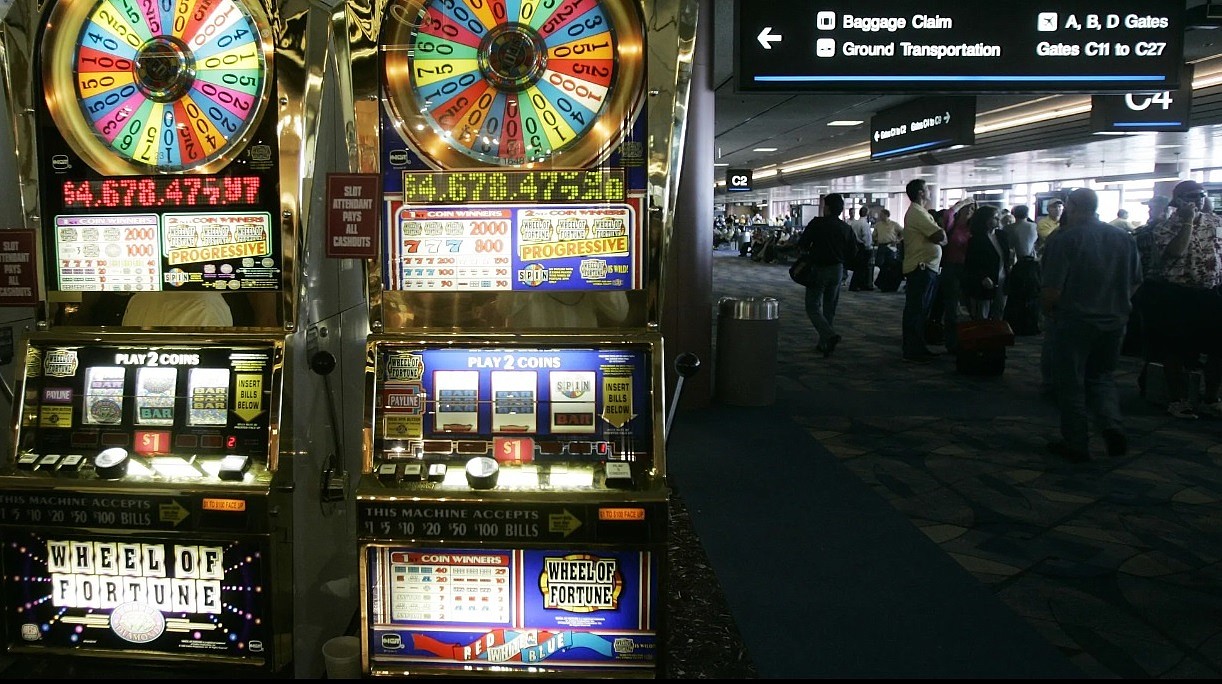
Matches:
[1097,173,1182,184]
[974,98,1091,135]
[753,147,778,152]
[781,147,870,174]
[714,162,729,166]
[826,120,863,126]
[1194,68,1222,89]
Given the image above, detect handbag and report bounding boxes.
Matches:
[789,252,817,286]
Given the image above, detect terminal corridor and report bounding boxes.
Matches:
[665,249,1222,678]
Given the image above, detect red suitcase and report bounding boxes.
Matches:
[956,320,1015,352]
[955,320,1014,377]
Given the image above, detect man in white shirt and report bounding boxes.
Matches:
[1007,204,1038,260]
[1004,204,1042,335]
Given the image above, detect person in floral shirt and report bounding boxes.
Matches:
[1145,180,1222,419]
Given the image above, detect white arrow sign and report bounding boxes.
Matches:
[757,27,782,49]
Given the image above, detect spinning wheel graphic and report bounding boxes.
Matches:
[42,0,274,174]
[382,0,644,168]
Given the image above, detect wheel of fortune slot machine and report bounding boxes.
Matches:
[0,0,341,676]
[337,0,697,677]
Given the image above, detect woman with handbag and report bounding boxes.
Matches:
[963,205,1011,321]
[936,199,976,352]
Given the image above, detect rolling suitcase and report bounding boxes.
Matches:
[956,348,1007,376]
[955,320,1015,377]
[875,260,903,292]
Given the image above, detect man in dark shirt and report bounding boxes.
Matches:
[1042,187,1142,462]
[797,193,857,356]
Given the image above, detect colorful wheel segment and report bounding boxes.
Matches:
[43,0,274,174]
[383,0,644,169]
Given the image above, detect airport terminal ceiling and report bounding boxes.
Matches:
[713,0,1222,202]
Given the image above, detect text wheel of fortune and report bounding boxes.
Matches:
[42,0,274,175]
[383,0,644,168]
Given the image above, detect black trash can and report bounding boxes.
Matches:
[715,296,780,406]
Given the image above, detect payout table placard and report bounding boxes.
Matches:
[384,200,640,292]
[364,545,658,671]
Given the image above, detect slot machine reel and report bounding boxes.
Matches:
[41,0,275,175]
[381,0,645,168]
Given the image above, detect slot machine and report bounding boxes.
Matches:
[0,0,351,676]
[338,0,696,676]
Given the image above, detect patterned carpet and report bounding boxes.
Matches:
[705,248,1222,679]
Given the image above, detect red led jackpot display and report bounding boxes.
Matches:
[59,176,263,210]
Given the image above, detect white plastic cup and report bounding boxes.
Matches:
[322,635,362,679]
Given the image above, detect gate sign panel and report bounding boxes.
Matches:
[1091,64,1194,133]
[870,97,976,160]
[726,169,753,193]
[735,1,1184,93]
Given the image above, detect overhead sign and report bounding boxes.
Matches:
[726,168,753,192]
[870,97,976,160]
[1091,64,1193,133]
[735,1,1184,93]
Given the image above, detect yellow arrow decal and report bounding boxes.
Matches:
[548,509,583,538]
[233,374,263,422]
[600,374,635,429]
[158,500,190,527]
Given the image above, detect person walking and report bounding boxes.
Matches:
[900,179,947,361]
[797,193,856,357]
[1041,188,1142,462]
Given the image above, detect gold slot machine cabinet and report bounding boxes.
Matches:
[0,0,349,676]
[338,0,696,676]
